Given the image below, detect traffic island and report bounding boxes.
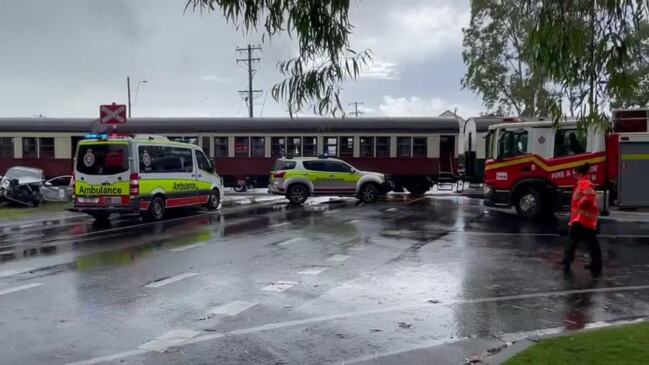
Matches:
[500,322,649,365]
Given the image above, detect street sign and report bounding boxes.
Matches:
[100,103,127,124]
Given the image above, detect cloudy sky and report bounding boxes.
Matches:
[0,0,481,119]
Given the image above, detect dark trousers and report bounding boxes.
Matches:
[564,222,602,273]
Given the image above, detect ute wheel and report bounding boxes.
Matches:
[233,185,247,192]
[205,189,220,210]
[286,184,309,205]
[515,187,542,219]
[146,196,166,221]
[359,183,379,203]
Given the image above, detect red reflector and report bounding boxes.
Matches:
[272,171,286,178]
[130,173,139,195]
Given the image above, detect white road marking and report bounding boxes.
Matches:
[385,208,398,212]
[270,222,290,228]
[138,329,200,352]
[144,272,198,288]
[0,283,43,296]
[67,286,649,365]
[65,349,148,365]
[277,237,302,247]
[326,254,350,262]
[262,281,297,292]
[210,301,257,316]
[298,268,327,276]
[346,219,360,223]
[170,243,208,252]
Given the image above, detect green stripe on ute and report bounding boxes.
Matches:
[621,154,649,161]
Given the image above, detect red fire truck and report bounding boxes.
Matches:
[483,108,649,218]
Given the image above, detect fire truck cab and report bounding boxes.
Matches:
[483,108,649,219]
[483,118,607,218]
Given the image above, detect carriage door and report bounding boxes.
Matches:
[440,136,455,174]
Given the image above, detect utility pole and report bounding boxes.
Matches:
[127,76,132,118]
[236,44,263,118]
[348,102,364,117]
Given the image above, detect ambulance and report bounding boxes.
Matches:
[72,134,224,221]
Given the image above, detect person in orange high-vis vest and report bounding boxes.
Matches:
[563,163,602,277]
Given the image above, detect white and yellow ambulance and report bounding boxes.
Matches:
[72,134,223,221]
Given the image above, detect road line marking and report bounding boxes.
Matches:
[144,273,198,288]
[270,222,290,228]
[298,268,327,276]
[67,286,649,365]
[66,349,148,365]
[0,283,43,296]
[210,301,257,316]
[262,281,297,292]
[346,219,360,223]
[277,237,302,247]
[138,329,200,352]
[385,207,398,212]
[326,254,350,262]
[170,243,208,252]
[406,196,428,204]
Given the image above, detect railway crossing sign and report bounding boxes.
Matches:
[100,103,127,124]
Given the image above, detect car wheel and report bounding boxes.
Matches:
[286,184,308,205]
[205,189,220,210]
[146,196,166,221]
[359,183,379,203]
[515,187,542,219]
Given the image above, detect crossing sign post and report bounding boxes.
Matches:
[100,103,127,125]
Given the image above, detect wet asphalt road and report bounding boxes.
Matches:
[1,195,649,365]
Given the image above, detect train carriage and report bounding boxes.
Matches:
[0,116,462,195]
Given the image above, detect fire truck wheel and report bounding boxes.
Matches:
[515,187,542,219]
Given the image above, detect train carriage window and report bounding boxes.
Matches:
[287,136,302,157]
[214,137,228,157]
[413,137,427,158]
[323,137,338,157]
[554,129,586,157]
[271,137,286,157]
[339,137,354,157]
[201,136,211,157]
[376,137,390,157]
[251,137,265,157]
[0,137,13,158]
[39,137,55,158]
[303,137,317,157]
[22,137,37,158]
[397,137,412,157]
[235,137,250,157]
[360,137,374,157]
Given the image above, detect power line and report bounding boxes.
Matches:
[348,102,364,117]
[236,44,263,118]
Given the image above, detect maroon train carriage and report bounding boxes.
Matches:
[0,116,462,195]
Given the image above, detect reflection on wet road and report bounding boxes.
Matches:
[1,195,648,365]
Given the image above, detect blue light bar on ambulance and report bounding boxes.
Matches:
[84,133,108,140]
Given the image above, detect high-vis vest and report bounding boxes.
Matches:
[570,176,599,230]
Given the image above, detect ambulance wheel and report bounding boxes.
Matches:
[359,183,379,203]
[515,187,542,219]
[205,189,220,210]
[286,184,309,205]
[146,196,166,221]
